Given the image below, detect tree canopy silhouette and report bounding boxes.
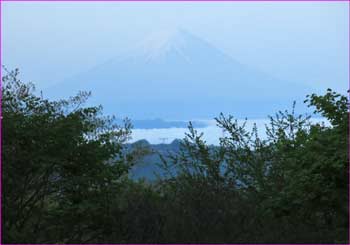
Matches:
[2,69,349,243]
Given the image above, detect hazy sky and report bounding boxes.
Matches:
[2,2,349,94]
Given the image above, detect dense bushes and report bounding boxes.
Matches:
[2,69,349,243]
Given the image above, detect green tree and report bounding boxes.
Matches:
[2,68,133,243]
[159,90,348,243]
[2,67,348,243]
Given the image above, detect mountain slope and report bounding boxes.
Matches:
[46,29,310,119]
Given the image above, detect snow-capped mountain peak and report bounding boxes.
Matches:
[132,28,192,62]
[47,28,310,119]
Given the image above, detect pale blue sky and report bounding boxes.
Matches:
[2,2,349,93]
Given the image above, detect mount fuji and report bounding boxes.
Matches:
[46,29,310,119]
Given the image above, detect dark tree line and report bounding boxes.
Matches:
[2,69,349,243]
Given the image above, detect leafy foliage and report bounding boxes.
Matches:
[2,69,349,243]
[158,91,349,243]
[2,69,133,243]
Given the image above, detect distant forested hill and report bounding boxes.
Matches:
[3,69,348,243]
[126,139,182,179]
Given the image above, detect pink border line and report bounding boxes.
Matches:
[1,0,3,244]
[0,0,349,245]
[0,0,349,1]
[348,0,350,244]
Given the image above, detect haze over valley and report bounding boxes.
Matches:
[3,2,347,144]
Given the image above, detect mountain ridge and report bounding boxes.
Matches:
[45,29,311,119]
